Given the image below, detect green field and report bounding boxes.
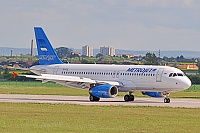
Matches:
[0,81,200,98]
[0,81,88,96]
[0,81,200,132]
[0,102,199,133]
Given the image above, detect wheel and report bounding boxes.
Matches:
[129,95,135,101]
[89,95,100,101]
[124,95,130,101]
[167,98,170,103]
[94,97,100,101]
[89,95,94,101]
[164,98,170,103]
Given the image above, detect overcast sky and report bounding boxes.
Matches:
[0,0,200,51]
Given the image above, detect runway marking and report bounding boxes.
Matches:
[0,94,199,108]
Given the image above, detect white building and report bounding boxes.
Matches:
[82,45,93,57]
[100,46,115,56]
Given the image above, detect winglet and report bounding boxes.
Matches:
[12,72,18,78]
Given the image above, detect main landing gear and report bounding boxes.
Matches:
[89,84,100,101]
[163,91,170,103]
[89,95,100,101]
[124,92,135,102]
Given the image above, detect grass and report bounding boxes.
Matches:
[0,81,88,96]
[0,102,199,133]
[170,85,200,98]
[0,81,200,98]
[0,82,199,132]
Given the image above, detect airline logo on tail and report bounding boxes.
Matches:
[39,55,56,61]
[37,39,48,51]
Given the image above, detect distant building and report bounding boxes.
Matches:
[71,52,81,57]
[100,46,115,56]
[118,54,134,58]
[82,45,93,57]
[0,61,32,69]
[177,64,198,70]
[131,55,143,61]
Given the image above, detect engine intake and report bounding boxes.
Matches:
[90,84,118,98]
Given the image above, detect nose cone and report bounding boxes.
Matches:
[183,77,192,90]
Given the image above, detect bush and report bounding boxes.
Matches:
[0,69,35,81]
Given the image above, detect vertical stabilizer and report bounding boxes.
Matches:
[34,27,64,65]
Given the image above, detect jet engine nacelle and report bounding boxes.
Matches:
[90,84,118,98]
[142,91,163,98]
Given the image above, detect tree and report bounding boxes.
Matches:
[70,53,80,58]
[196,58,200,74]
[163,56,169,62]
[96,53,103,58]
[55,47,72,58]
[176,55,184,61]
[2,68,12,80]
[144,52,158,65]
[180,55,184,59]
[0,67,2,79]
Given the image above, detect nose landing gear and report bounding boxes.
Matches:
[163,91,170,103]
[164,98,170,103]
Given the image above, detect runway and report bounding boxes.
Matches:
[0,94,199,108]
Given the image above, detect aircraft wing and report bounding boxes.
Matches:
[17,73,121,87]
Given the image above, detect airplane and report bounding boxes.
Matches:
[16,27,192,103]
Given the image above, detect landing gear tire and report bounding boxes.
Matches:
[124,94,135,102]
[89,95,100,101]
[164,98,170,103]
[129,95,135,101]
[124,95,130,101]
[163,91,170,103]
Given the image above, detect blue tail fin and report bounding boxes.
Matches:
[34,27,64,65]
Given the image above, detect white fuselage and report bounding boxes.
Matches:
[30,64,191,92]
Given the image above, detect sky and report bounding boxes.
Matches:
[0,0,200,51]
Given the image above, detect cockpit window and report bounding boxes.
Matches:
[173,73,177,77]
[177,73,183,76]
[169,73,173,77]
[169,73,184,77]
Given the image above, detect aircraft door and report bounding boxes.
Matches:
[112,71,120,78]
[53,66,59,75]
[116,71,120,78]
[112,71,116,78]
[156,68,164,82]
